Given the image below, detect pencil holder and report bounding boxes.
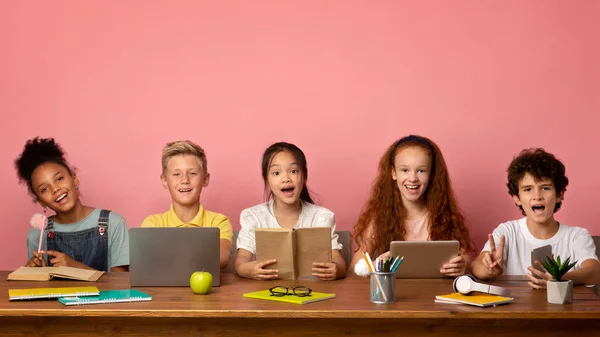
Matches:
[369,272,396,304]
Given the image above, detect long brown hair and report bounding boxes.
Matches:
[352,135,475,255]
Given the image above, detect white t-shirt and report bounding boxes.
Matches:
[237,200,342,255]
[482,218,599,275]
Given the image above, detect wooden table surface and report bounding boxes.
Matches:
[1,271,599,336]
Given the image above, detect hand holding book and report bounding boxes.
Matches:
[255,227,331,280]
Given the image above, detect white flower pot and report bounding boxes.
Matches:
[547,280,573,304]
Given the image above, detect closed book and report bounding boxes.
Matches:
[58,289,152,306]
[9,286,100,300]
[243,289,335,305]
[435,292,514,307]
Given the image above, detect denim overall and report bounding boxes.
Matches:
[45,209,110,272]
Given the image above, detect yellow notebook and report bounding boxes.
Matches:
[9,286,100,300]
[243,289,336,305]
[435,292,514,307]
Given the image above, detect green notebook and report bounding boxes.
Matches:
[58,289,152,306]
[243,289,336,305]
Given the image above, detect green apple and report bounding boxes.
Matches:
[190,271,213,294]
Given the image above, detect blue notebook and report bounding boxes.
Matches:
[58,289,152,306]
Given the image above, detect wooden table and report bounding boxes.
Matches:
[1,272,599,336]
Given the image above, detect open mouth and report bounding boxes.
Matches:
[178,188,193,193]
[532,205,545,214]
[55,193,67,204]
[281,187,295,197]
[404,184,420,193]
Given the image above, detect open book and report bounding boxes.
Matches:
[9,286,100,300]
[255,227,331,280]
[58,289,152,306]
[7,266,104,282]
[243,289,335,305]
[435,292,514,307]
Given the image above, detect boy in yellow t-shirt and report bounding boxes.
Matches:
[141,140,233,269]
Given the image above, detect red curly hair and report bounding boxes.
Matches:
[352,135,475,256]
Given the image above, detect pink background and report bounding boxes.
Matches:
[1,1,598,270]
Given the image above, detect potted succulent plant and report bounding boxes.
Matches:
[541,255,577,304]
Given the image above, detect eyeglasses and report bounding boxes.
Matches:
[269,286,312,297]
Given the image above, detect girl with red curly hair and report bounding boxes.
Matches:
[349,135,475,276]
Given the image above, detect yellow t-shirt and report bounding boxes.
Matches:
[141,204,233,242]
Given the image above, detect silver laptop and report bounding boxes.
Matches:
[389,240,459,278]
[129,228,221,286]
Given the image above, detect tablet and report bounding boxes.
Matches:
[389,240,459,278]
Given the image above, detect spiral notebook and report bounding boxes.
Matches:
[9,286,100,300]
[58,289,152,306]
[243,289,336,305]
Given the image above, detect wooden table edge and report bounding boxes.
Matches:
[1,309,599,319]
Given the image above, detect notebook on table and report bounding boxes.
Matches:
[9,286,100,300]
[243,289,335,305]
[58,289,152,306]
[435,292,514,307]
[7,266,104,282]
[389,240,459,278]
[129,227,221,286]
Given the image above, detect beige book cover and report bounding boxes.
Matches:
[7,266,104,282]
[255,227,332,280]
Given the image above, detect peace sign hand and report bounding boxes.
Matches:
[481,234,505,278]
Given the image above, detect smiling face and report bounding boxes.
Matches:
[30,162,80,213]
[267,150,305,207]
[391,146,432,207]
[513,173,561,226]
[161,154,209,208]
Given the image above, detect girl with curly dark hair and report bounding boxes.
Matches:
[15,137,129,272]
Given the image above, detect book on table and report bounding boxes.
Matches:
[7,266,104,282]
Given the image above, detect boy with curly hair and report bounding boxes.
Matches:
[471,148,600,289]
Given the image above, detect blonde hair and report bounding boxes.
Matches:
[161,140,207,175]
